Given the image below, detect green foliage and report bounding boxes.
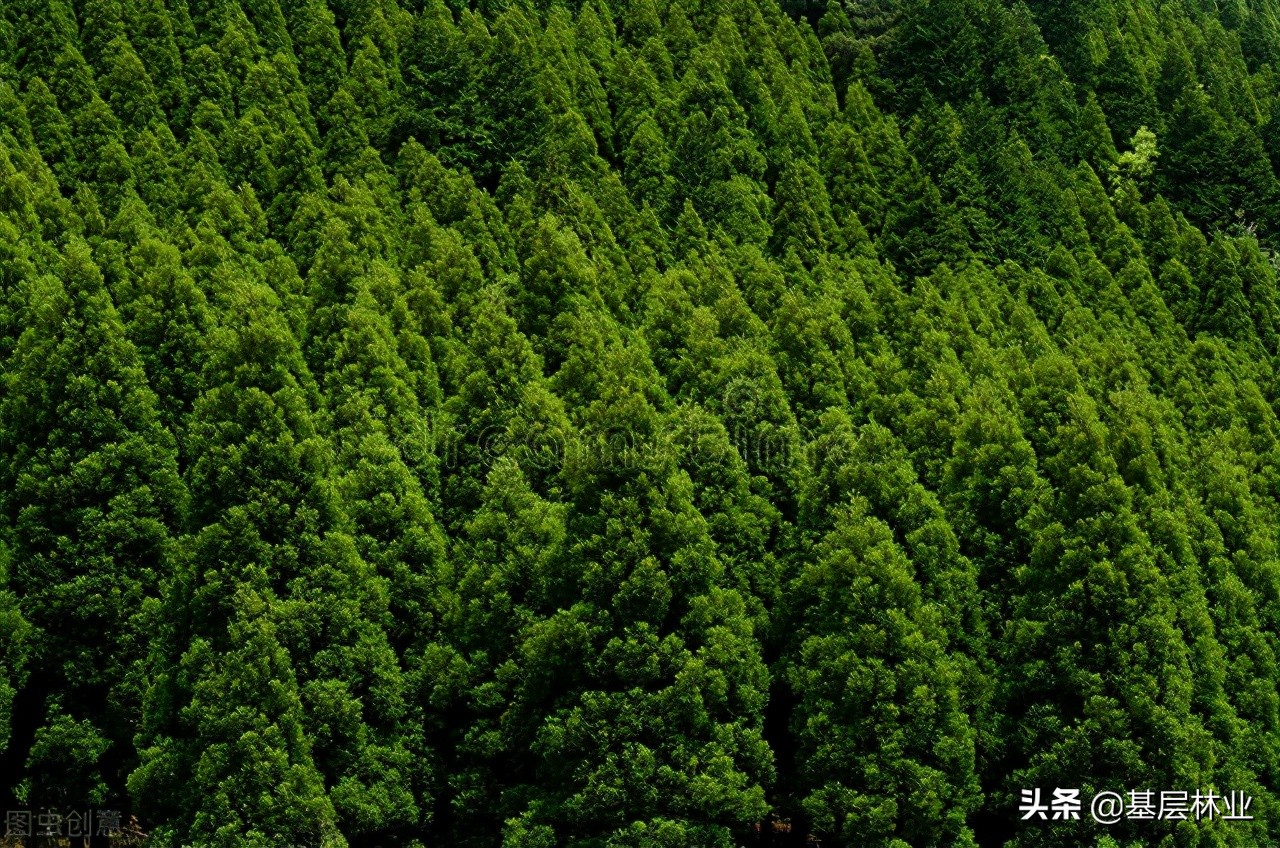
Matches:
[3,1,1280,847]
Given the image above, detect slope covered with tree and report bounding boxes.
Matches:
[2,0,1280,846]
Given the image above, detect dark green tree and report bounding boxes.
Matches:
[0,241,182,812]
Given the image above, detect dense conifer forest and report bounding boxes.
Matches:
[3,0,1280,845]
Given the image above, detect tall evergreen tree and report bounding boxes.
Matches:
[0,241,182,812]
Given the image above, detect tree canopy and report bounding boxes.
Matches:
[4,0,1280,846]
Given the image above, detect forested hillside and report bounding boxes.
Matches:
[2,0,1280,845]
